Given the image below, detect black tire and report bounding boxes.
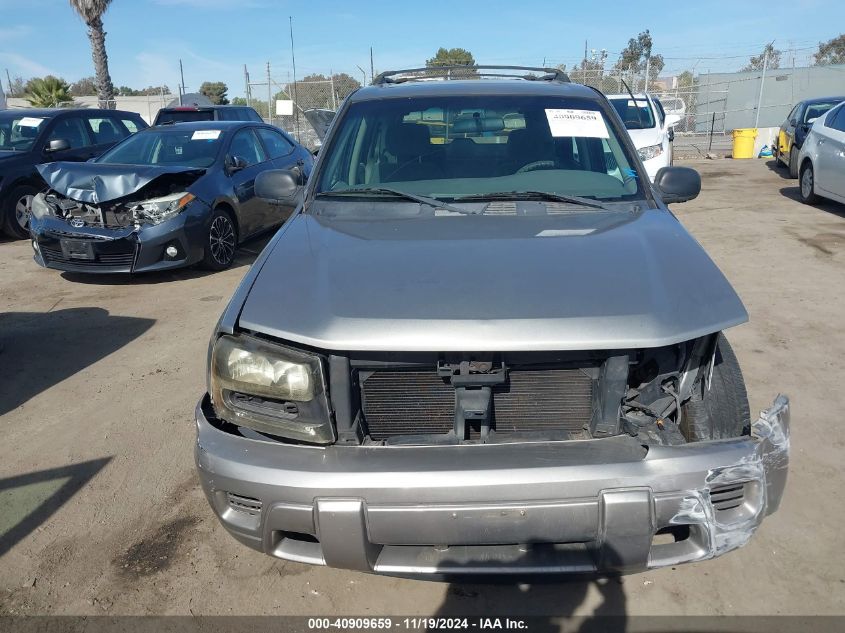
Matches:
[2,184,39,239]
[799,161,820,205]
[201,208,238,270]
[681,334,750,441]
[788,147,800,179]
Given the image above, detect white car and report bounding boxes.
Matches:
[798,101,845,206]
[607,93,680,181]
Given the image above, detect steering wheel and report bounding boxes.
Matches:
[516,160,556,174]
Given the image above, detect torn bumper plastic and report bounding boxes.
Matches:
[194,394,789,575]
[29,200,212,274]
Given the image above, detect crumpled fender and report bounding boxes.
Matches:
[36,162,205,204]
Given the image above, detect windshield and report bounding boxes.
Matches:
[0,113,49,152]
[96,127,225,167]
[608,97,656,130]
[316,95,644,205]
[156,110,214,124]
[804,101,842,123]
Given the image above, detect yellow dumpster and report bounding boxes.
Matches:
[732,128,757,159]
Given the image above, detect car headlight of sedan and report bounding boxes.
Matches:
[210,334,335,444]
[637,144,664,161]
[132,192,195,225]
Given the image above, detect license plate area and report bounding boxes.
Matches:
[60,239,94,260]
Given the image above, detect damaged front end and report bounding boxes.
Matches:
[30,163,208,273]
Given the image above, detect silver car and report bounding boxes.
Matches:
[195,66,789,577]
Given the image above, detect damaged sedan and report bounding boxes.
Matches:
[195,66,790,576]
[30,121,312,273]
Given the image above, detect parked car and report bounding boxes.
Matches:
[0,108,148,239]
[194,66,789,577]
[29,120,312,273]
[797,101,845,206]
[775,96,845,178]
[153,105,264,126]
[606,93,680,181]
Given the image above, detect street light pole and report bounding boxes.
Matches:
[754,41,774,129]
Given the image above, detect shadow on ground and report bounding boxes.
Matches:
[58,233,273,286]
[779,186,845,219]
[0,308,154,415]
[765,158,794,180]
[0,458,112,557]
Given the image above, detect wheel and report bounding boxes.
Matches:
[2,184,39,239]
[201,208,237,270]
[788,147,800,179]
[799,161,820,205]
[680,334,750,441]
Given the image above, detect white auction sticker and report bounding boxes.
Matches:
[545,109,609,138]
[18,117,45,127]
[191,130,221,140]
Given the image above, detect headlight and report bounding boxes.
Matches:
[638,144,664,161]
[132,192,195,225]
[210,334,335,443]
[30,193,51,221]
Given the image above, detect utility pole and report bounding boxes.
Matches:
[644,56,650,93]
[179,59,185,105]
[370,47,374,85]
[754,41,773,129]
[356,65,366,86]
[267,61,272,125]
[289,16,300,141]
[4,68,11,96]
[329,68,336,110]
[244,64,251,107]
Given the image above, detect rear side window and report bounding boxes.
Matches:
[256,127,295,158]
[828,105,845,132]
[86,117,128,144]
[155,110,214,124]
[121,118,141,133]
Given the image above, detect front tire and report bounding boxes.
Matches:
[2,184,39,239]
[201,208,237,270]
[799,161,820,205]
[681,334,750,441]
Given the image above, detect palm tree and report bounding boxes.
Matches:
[68,0,116,109]
[24,76,74,108]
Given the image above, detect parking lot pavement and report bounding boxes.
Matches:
[1,157,844,619]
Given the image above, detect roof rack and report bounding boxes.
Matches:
[372,65,571,85]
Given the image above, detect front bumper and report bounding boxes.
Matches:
[194,394,789,576]
[29,202,211,274]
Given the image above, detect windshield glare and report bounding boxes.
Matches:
[316,95,644,205]
[608,98,656,130]
[0,114,48,152]
[97,128,224,167]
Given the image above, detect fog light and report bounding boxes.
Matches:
[165,246,178,258]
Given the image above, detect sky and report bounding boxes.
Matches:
[1,0,843,98]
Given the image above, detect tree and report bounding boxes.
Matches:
[70,76,98,96]
[614,30,654,73]
[5,75,26,97]
[24,76,74,107]
[814,34,845,66]
[68,0,117,109]
[200,81,229,105]
[742,43,781,72]
[282,73,361,109]
[569,49,608,85]
[231,97,248,106]
[425,47,477,77]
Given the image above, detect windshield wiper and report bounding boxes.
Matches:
[454,190,613,211]
[315,187,472,215]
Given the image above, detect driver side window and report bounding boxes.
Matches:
[46,117,91,149]
[229,128,267,166]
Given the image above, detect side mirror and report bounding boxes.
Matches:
[226,155,249,174]
[254,169,301,204]
[44,138,70,153]
[805,117,817,125]
[667,128,675,143]
[654,166,701,204]
[789,118,797,127]
[665,114,681,128]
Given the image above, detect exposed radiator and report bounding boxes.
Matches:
[360,368,593,440]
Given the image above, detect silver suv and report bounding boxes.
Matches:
[194,66,789,576]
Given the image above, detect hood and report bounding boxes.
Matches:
[625,126,662,149]
[36,162,206,204]
[303,108,335,142]
[237,209,748,352]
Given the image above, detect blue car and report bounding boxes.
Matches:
[29,121,312,273]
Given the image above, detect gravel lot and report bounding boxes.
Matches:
[1,158,844,619]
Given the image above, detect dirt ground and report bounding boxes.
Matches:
[1,158,844,619]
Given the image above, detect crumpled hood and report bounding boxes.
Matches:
[237,209,748,352]
[36,162,205,204]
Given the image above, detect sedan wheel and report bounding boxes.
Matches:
[202,210,237,270]
[15,194,34,230]
[2,184,40,239]
[800,163,819,205]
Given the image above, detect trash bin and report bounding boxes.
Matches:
[732,128,757,159]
